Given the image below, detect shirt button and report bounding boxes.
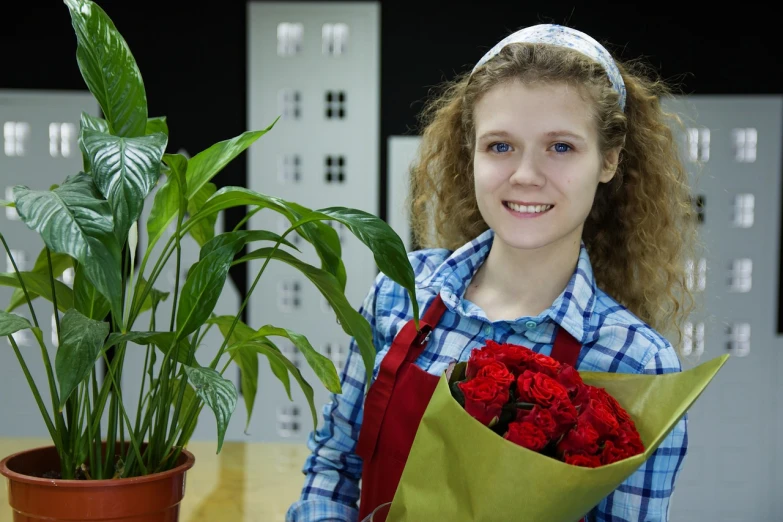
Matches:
[525,320,537,329]
[483,324,493,336]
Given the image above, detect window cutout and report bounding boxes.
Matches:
[732,128,757,163]
[325,90,347,119]
[727,323,750,357]
[322,23,349,55]
[729,259,752,292]
[733,194,754,228]
[277,280,301,312]
[277,154,301,184]
[690,194,705,223]
[324,155,346,184]
[4,187,18,220]
[278,89,301,120]
[686,127,710,162]
[685,258,706,292]
[682,322,704,356]
[276,405,301,437]
[277,22,303,56]
[6,249,27,272]
[4,121,30,157]
[49,122,75,158]
[323,342,347,372]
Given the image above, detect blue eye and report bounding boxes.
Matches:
[491,142,511,153]
[553,143,572,153]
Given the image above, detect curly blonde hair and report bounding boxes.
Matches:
[407,41,701,356]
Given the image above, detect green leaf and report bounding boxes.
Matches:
[55,308,110,410]
[80,112,109,133]
[135,277,170,315]
[0,311,32,336]
[80,129,168,242]
[146,116,168,136]
[1,272,74,313]
[286,202,346,292]
[7,249,72,313]
[146,153,188,253]
[184,365,237,453]
[296,207,419,325]
[176,232,247,339]
[185,120,278,200]
[79,113,108,173]
[250,326,340,394]
[237,247,375,387]
[169,378,196,430]
[187,182,217,247]
[65,0,147,137]
[208,315,292,432]
[230,340,318,430]
[192,187,345,287]
[12,173,122,318]
[0,200,14,207]
[73,262,110,321]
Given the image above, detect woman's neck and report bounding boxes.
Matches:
[466,234,581,321]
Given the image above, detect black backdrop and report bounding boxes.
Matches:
[3,1,780,323]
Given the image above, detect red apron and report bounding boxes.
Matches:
[355,293,586,522]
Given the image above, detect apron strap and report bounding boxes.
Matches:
[356,293,448,460]
[550,325,582,368]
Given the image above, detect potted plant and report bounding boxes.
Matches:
[0,1,420,520]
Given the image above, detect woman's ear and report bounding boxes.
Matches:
[599,146,622,183]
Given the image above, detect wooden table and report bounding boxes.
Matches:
[0,438,313,521]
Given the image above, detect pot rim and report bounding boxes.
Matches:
[0,443,196,487]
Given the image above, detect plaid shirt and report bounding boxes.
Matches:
[286,228,688,522]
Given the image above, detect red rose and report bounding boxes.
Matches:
[557,420,600,457]
[579,397,620,438]
[600,440,631,465]
[517,370,570,408]
[516,406,558,438]
[610,423,644,455]
[466,345,498,379]
[476,360,515,388]
[504,421,549,451]
[572,383,591,411]
[556,365,585,397]
[565,453,603,468]
[589,386,632,424]
[458,375,509,426]
[529,352,562,377]
[547,398,578,438]
[487,341,537,375]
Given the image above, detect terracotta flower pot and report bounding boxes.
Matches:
[0,444,195,521]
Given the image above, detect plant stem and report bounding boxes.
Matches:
[7,335,61,450]
[46,248,61,340]
[101,353,147,477]
[0,233,39,327]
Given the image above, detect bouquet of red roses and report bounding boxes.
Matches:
[384,341,728,521]
[452,340,644,468]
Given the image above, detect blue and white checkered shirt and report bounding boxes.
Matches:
[286,228,688,522]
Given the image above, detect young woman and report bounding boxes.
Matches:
[287,24,698,522]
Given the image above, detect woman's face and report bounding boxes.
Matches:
[472,80,618,252]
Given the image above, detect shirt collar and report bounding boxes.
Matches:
[428,228,597,345]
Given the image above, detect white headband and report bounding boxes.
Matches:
[471,24,627,111]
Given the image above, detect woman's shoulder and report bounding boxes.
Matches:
[581,287,682,376]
